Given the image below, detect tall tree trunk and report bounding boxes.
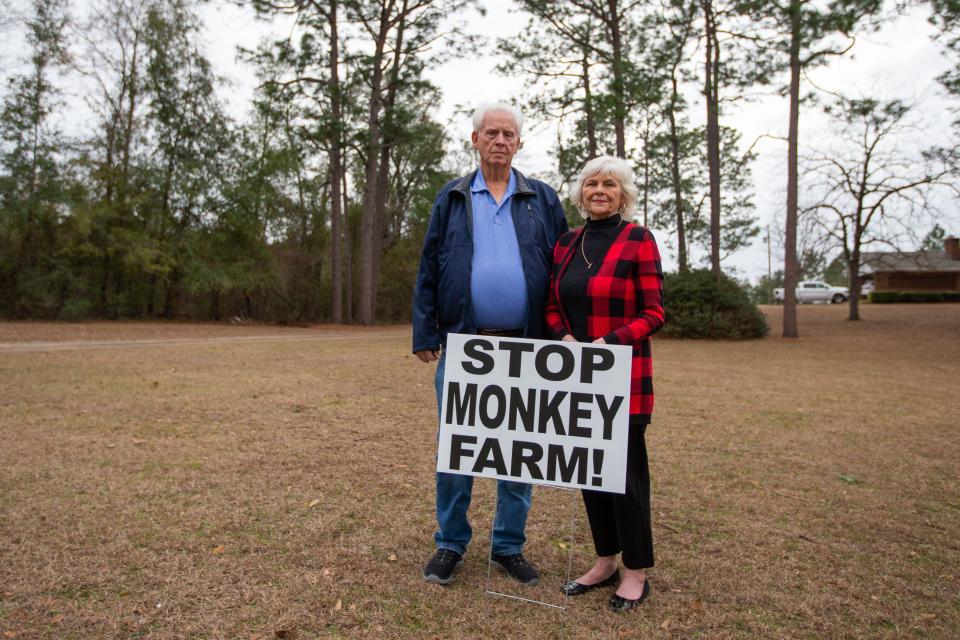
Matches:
[328,0,344,324]
[783,0,801,338]
[147,273,157,315]
[100,254,111,309]
[703,0,722,275]
[370,0,407,321]
[605,0,627,157]
[641,115,651,227]
[580,44,598,158]
[668,74,688,272]
[358,1,392,326]
[163,268,179,318]
[342,166,353,323]
[847,207,864,321]
[120,31,140,201]
[847,253,861,321]
[104,116,117,204]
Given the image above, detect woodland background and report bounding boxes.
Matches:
[0,0,958,333]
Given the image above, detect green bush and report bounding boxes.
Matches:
[662,269,769,339]
[58,298,93,321]
[869,291,960,303]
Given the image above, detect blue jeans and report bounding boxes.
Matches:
[434,353,532,556]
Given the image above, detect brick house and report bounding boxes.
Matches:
[861,237,960,292]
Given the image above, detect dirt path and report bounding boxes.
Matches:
[0,322,410,353]
[0,331,409,353]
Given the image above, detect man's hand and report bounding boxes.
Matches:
[592,337,606,344]
[561,334,577,342]
[415,349,441,362]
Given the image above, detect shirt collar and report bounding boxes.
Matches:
[471,168,516,198]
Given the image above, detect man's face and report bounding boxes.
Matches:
[471,111,521,170]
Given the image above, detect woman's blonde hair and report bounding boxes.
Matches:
[569,155,639,219]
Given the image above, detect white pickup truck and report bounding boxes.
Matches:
[773,280,849,304]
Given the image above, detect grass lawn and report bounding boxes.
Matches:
[1,304,958,639]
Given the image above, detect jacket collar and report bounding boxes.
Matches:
[453,168,536,197]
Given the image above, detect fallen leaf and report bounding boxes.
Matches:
[49,615,64,624]
[660,619,672,630]
[557,542,568,550]
[349,604,356,611]
[691,598,703,611]
[3,632,19,639]
[321,568,331,577]
[307,499,320,508]
[839,474,859,485]
[132,439,145,445]
[387,554,397,561]
[212,545,225,555]
[333,599,342,611]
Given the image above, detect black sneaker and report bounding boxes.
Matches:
[423,548,463,585]
[490,552,539,586]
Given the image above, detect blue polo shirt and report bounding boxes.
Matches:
[470,169,528,330]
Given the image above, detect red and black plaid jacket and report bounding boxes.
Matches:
[545,223,665,422]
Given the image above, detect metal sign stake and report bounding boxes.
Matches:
[483,486,579,610]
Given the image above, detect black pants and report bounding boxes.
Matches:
[581,421,654,570]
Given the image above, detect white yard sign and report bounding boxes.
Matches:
[438,333,632,494]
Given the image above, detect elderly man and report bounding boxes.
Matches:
[412,103,569,586]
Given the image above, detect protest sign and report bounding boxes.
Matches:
[437,333,632,493]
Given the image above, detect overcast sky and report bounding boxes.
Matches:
[4,0,958,281]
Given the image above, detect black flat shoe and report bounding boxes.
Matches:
[560,569,620,596]
[609,577,651,612]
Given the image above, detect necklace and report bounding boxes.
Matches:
[580,216,624,269]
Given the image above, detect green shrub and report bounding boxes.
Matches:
[869,291,960,303]
[662,269,769,339]
[869,291,899,303]
[58,298,93,321]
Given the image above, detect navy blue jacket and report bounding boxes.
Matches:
[412,169,569,352]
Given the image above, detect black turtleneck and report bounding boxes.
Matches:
[558,214,625,342]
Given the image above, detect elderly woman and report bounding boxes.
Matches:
[545,155,664,612]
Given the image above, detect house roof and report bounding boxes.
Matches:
[861,250,960,274]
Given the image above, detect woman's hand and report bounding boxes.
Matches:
[561,334,577,342]
[592,337,606,344]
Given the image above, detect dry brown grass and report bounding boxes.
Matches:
[1,305,958,639]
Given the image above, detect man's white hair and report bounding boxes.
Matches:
[569,155,639,219]
[471,103,524,135]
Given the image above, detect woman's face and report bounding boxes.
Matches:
[581,173,623,219]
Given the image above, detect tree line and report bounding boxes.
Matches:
[0,0,957,332]
[500,0,958,332]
